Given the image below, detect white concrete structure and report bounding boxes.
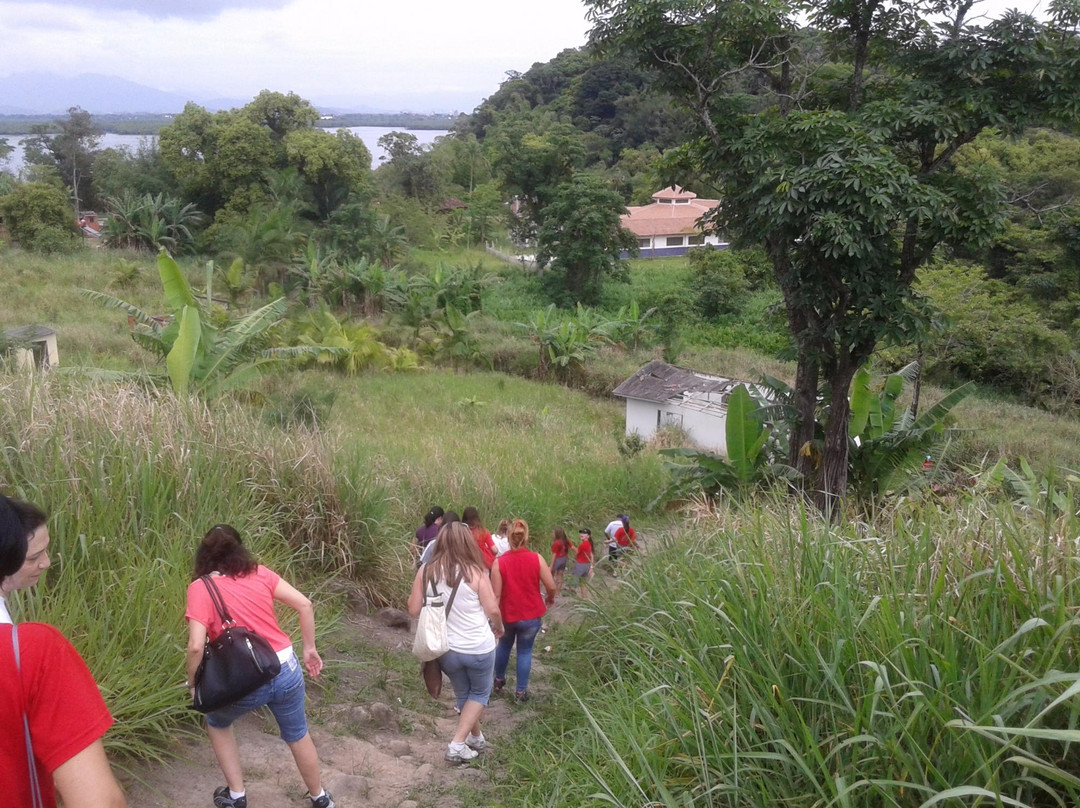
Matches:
[3,325,59,371]
[612,360,754,454]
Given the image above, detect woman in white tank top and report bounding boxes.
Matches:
[408,521,504,763]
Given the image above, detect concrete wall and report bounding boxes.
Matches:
[624,397,727,455]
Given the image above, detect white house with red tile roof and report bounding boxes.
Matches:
[620,186,728,258]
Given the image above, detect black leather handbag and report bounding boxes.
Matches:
[191,574,282,713]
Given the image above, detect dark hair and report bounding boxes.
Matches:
[620,516,630,532]
[0,495,29,579]
[423,505,445,528]
[462,506,482,530]
[193,524,258,579]
[442,510,461,525]
[0,492,48,578]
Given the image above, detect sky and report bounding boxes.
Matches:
[0,0,1054,114]
[0,0,594,112]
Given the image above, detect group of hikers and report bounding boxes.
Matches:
[409,505,637,763]
[0,488,639,808]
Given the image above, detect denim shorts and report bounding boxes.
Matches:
[205,653,309,742]
[439,648,495,710]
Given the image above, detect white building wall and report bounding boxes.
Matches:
[624,397,728,455]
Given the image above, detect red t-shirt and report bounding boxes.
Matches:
[614,526,636,547]
[1,623,114,808]
[495,549,547,623]
[472,528,496,570]
[551,538,573,559]
[185,566,293,653]
[575,538,593,564]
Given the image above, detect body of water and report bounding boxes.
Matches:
[0,126,450,175]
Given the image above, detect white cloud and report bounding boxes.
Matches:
[0,0,592,109]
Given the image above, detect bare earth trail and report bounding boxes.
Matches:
[122,581,594,808]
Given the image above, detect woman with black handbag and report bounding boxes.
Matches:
[185,524,334,808]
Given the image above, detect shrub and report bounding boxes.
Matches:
[690,246,771,318]
[0,182,78,253]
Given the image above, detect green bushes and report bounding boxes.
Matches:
[0,182,78,253]
[508,496,1080,807]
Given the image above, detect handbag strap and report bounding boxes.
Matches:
[444,573,463,615]
[12,625,45,808]
[200,574,236,627]
[422,567,463,615]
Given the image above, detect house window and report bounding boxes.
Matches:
[687,234,705,246]
[638,238,651,249]
[675,198,690,204]
[665,236,684,247]
[662,411,684,427]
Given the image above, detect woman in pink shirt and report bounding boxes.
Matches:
[185,525,335,808]
[490,519,557,701]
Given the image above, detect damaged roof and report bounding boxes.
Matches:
[612,360,747,413]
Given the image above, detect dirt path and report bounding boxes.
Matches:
[121,579,600,808]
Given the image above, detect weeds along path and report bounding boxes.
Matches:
[120,580,604,808]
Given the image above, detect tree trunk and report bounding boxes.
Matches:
[789,351,819,481]
[814,360,860,520]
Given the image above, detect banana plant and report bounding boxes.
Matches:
[848,363,973,498]
[81,252,314,399]
[654,384,799,506]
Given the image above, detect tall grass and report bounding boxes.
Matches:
[294,368,667,541]
[507,494,1080,807]
[0,372,391,762]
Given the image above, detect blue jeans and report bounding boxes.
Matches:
[205,653,309,742]
[440,648,495,710]
[494,617,543,693]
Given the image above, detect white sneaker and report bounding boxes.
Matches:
[465,732,486,752]
[445,742,479,763]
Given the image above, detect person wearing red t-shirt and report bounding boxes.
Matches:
[185,525,335,808]
[614,517,637,554]
[549,526,575,596]
[571,528,595,598]
[0,493,126,808]
[490,519,557,701]
[463,506,497,571]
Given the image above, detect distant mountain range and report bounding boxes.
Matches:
[0,72,473,116]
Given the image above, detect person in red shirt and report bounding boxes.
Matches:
[570,528,595,599]
[185,524,334,808]
[463,506,497,571]
[0,493,126,808]
[490,519,557,701]
[613,516,637,557]
[549,526,575,596]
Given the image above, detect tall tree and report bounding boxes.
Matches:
[22,107,102,216]
[536,172,638,304]
[586,0,1080,515]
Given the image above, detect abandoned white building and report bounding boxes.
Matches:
[612,360,760,455]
